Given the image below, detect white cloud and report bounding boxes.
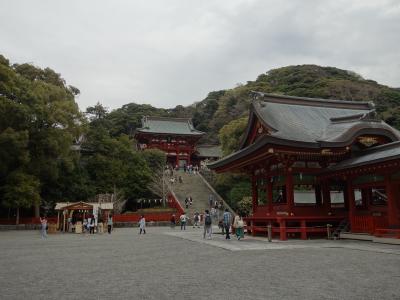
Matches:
[0,0,399,110]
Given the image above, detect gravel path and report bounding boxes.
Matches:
[0,227,399,300]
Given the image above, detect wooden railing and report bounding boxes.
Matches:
[351,215,388,234]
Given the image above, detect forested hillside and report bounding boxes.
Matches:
[0,55,164,222]
[103,65,400,148]
[2,53,400,218]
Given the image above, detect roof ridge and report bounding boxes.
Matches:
[251,91,374,110]
[358,141,400,154]
[144,116,192,122]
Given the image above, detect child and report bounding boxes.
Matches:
[139,215,146,234]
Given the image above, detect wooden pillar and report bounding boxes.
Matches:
[300,220,307,240]
[252,175,258,214]
[346,179,355,231]
[386,176,399,227]
[285,169,294,214]
[322,181,331,212]
[267,179,273,214]
[315,185,322,206]
[279,219,287,241]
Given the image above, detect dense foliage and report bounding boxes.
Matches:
[2,55,399,218]
[0,56,163,222]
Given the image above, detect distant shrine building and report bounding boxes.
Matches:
[209,92,400,240]
[135,116,221,167]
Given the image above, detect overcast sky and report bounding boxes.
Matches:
[0,0,399,110]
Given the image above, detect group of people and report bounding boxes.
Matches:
[183,164,199,175]
[184,196,193,209]
[170,209,245,241]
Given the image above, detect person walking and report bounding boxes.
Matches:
[185,197,189,209]
[208,194,214,208]
[193,212,200,228]
[233,214,240,238]
[40,215,47,239]
[203,210,212,239]
[139,215,146,234]
[223,209,232,240]
[180,212,188,230]
[170,214,176,229]
[107,214,113,234]
[89,217,95,234]
[236,215,245,240]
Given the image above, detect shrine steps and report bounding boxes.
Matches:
[169,170,232,222]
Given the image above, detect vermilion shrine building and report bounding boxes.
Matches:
[135,116,207,167]
[209,92,400,240]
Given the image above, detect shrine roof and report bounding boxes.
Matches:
[248,92,400,146]
[328,141,400,171]
[136,116,205,136]
[208,92,400,171]
[55,201,113,210]
[196,145,222,158]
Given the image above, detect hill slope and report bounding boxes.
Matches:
[103,65,400,144]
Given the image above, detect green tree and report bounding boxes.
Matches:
[219,116,248,156]
[2,171,40,224]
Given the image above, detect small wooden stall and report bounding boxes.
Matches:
[55,201,113,233]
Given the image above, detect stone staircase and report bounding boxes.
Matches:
[168,170,232,222]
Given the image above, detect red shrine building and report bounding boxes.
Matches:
[209,92,400,240]
[135,116,206,167]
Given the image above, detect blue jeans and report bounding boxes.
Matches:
[41,225,47,238]
[181,222,186,230]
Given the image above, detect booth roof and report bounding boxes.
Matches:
[55,201,113,210]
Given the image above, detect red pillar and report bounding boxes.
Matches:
[322,181,331,213]
[300,220,307,240]
[175,146,179,167]
[267,179,273,214]
[252,175,258,214]
[285,169,294,214]
[279,219,287,241]
[386,176,399,227]
[346,179,355,231]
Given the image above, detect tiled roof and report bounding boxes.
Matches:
[328,141,400,171]
[136,116,205,136]
[250,92,400,145]
[196,145,222,158]
[209,92,400,171]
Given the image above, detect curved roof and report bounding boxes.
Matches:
[209,92,400,171]
[328,141,400,171]
[136,116,205,136]
[250,92,400,145]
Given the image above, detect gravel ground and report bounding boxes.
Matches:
[0,227,399,300]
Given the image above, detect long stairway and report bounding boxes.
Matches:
[169,170,231,221]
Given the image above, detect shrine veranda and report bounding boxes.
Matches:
[0,227,399,300]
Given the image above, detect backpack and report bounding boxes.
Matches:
[205,215,212,225]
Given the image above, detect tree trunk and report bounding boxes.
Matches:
[34,203,40,218]
[16,207,20,225]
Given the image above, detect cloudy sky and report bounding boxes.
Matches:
[0,0,399,110]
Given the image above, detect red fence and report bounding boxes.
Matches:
[0,192,184,225]
[114,212,173,223]
[351,215,388,234]
[0,217,58,225]
[167,192,184,215]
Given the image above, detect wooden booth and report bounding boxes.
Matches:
[209,92,400,240]
[55,201,113,233]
